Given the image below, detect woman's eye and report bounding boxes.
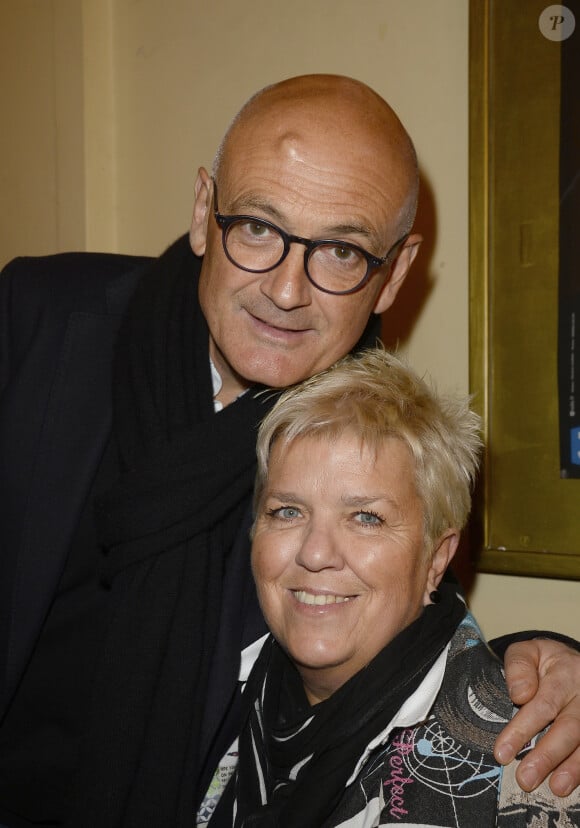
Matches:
[355,510,383,526]
[267,506,301,520]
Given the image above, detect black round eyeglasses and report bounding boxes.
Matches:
[212,182,408,296]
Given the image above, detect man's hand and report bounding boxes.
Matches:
[495,638,580,797]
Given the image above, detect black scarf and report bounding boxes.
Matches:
[69,236,278,827]
[69,234,383,827]
[231,583,466,828]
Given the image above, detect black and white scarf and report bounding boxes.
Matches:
[231,583,466,828]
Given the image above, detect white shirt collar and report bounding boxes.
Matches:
[210,357,224,412]
[239,634,270,683]
[210,356,249,411]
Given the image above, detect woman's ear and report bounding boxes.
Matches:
[189,167,213,255]
[423,529,460,605]
[373,233,422,315]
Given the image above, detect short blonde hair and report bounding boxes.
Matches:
[254,348,482,550]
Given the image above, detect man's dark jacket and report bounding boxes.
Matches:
[0,249,148,719]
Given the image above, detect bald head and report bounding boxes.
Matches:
[213,74,418,236]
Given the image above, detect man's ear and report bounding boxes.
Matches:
[373,233,422,315]
[422,529,460,606]
[189,167,213,255]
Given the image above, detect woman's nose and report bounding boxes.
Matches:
[294,523,344,572]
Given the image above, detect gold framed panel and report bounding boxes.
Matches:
[469,0,580,579]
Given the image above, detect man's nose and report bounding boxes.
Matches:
[259,245,312,310]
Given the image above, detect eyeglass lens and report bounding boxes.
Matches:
[224,219,369,293]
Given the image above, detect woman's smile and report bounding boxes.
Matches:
[291,589,353,606]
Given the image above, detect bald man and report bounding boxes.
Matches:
[0,75,578,828]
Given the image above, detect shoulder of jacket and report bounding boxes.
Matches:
[1,250,157,327]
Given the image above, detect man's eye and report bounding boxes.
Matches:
[330,245,355,261]
[244,221,270,237]
[318,244,363,270]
